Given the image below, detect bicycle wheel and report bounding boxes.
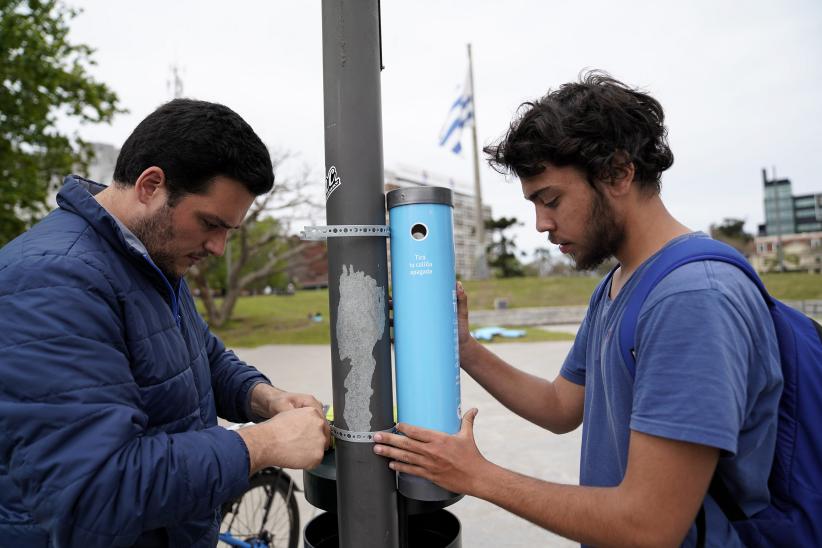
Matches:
[219,467,300,548]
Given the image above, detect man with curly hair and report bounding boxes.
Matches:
[374,72,781,547]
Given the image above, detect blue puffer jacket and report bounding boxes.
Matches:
[0,176,271,546]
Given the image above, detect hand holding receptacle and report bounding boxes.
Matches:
[372,408,488,496]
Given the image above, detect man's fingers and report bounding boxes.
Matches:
[373,430,421,449]
[321,416,332,448]
[387,460,432,482]
[394,422,438,443]
[291,393,322,410]
[456,281,468,310]
[461,407,479,427]
[459,408,479,439]
[373,444,424,467]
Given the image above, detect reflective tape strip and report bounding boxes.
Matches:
[300,225,390,240]
[330,423,396,443]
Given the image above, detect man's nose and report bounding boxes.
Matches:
[204,232,228,257]
[535,208,556,233]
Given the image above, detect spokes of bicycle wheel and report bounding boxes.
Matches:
[220,475,296,547]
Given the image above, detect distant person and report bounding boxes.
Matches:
[0,99,331,546]
[374,72,784,546]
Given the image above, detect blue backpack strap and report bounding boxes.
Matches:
[591,264,618,309]
[619,237,771,379]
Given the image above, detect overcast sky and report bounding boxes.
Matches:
[64,0,822,259]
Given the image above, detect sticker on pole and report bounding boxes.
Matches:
[326,165,342,200]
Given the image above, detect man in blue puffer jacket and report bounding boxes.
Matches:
[0,99,331,547]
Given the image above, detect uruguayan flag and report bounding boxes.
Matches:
[438,71,473,155]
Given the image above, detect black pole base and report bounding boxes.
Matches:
[305,510,461,548]
[304,448,463,515]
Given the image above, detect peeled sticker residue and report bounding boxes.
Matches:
[336,264,385,431]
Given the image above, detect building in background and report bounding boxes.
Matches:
[288,166,493,288]
[385,165,492,280]
[87,143,119,185]
[754,169,822,274]
[284,238,329,289]
[793,192,822,234]
[46,142,118,208]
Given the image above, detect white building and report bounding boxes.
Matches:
[755,170,822,273]
[86,142,119,184]
[384,166,492,280]
[753,232,822,274]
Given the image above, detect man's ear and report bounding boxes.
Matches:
[606,151,635,198]
[133,167,167,207]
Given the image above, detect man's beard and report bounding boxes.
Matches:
[131,204,180,280]
[572,189,624,271]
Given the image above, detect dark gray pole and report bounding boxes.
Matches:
[321,1,399,547]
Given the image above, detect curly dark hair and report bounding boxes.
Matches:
[484,70,673,194]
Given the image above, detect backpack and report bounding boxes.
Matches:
[610,237,822,547]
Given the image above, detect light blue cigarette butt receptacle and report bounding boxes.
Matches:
[387,186,461,502]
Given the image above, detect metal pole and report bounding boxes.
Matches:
[467,43,489,279]
[321,1,399,547]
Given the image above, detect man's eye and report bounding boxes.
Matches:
[203,220,219,229]
[544,197,559,208]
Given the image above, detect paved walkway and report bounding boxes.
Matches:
[235,340,580,547]
[471,306,587,327]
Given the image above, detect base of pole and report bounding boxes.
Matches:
[304,510,461,548]
[304,448,463,515]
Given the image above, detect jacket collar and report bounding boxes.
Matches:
[56,175,181,291]
[56,175,142,256]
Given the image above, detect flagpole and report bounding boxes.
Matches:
[467,43,489,279]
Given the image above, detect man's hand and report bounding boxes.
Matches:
[456,281,472,350]
[265,390,324,416]
[238,407,331,474]
[372,408,491,496]
[249,383,323,420]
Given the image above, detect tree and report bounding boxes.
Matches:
[0,0,122,246]
[484,216,525,278]
[187,153,323,327]
[709,217,754,257]
[526,247,553,277]
[524,246,603,277]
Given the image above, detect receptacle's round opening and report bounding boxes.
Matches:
[411,223,428,241]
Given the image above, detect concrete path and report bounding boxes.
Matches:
[470,306,587,328]
[235,340,580,547]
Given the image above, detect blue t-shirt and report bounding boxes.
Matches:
[560,233,782,546]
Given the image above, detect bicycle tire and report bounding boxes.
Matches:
[219,467,300,548]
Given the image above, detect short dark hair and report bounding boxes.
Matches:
[484,71,673,194]
[113,99,274,203]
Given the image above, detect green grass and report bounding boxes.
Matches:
[759,273,822,301]
[461,273,822,307]
[201,273,820,347]
[200,291,575,347]
[199,290,331,347]
[461,276,599,309]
